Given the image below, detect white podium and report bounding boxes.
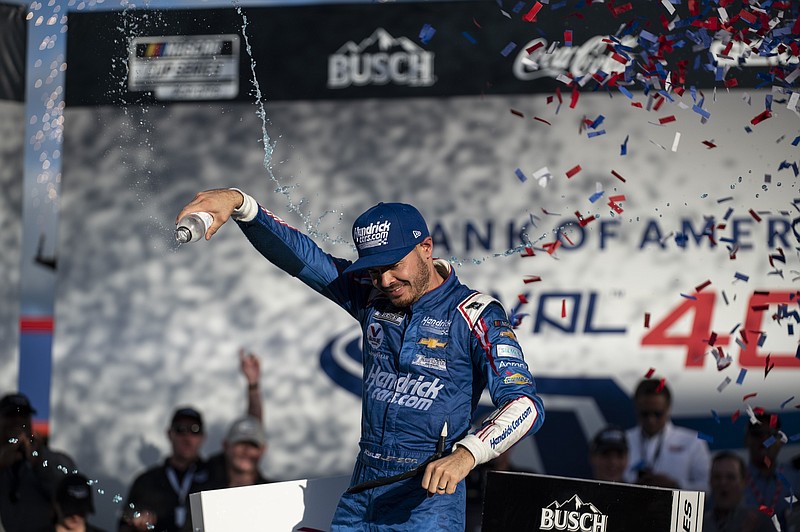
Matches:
[189,475,350,532]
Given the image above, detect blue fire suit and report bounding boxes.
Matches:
[233,194,545,531]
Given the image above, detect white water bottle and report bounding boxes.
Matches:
[175,212,213,243]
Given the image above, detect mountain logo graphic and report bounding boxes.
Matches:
[540,494,608,532]
[328,28,436,89]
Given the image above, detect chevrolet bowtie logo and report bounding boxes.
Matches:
[417,338,448,349]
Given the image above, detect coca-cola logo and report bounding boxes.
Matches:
[513,35,637,82]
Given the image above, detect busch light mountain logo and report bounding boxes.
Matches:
[540,495,608,532]
[328,28,435,89]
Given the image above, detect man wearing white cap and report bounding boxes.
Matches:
[176,189,545,531]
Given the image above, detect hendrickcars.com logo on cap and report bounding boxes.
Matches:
[354,220,392,250]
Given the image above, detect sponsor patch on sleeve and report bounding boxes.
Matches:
[496,344,523,360]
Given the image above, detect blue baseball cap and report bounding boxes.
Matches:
[344,202,430,273]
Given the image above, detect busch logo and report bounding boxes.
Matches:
[354,221,391,250]
[365,366,443,411]
[513,34,637,82]
[328,29,435,89]
[540,495,608,532]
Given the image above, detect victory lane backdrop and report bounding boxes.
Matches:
[54,1,800,528]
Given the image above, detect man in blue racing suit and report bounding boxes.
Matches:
[176,189,545,531]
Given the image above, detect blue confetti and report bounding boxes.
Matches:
[419,24,436,44]
[462,32,477,45]
[621,135,629,156]
[781,396,795,409]
[680,293,698,300]
[734,272,750,282]
[619,86,633,99]
[500,41,517,57]
[587,130,606,138]
[736,368,747,385]
[589,191,605,203]
[515,168,528,183]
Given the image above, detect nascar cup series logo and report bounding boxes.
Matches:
[354,221,392,251]
[540,495,608,532]
[328,28,435,89]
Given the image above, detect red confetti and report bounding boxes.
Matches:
[566,165,582,178]
[658,115,676,124]
[749,209,762,222]
[561,299,566,318]
[765,354,775,377]
[695,280,712,292]
[644,313,651,328]
[518,293,529,304]
[653,95,666,111]
[743,392,758,401]
[750,110,772,125]
[575,210,594,227]
[655,378,666,393]
[569,85,580,109]
[631,102,643,108]
[708,332,718,345]
[510,109,524,118]
[645,367,655,378]
[526,41,544,54]
[523,2,543,22]
[611,52,628,64]
[732,410,741,423]
[702,140,717,149]
[533,116,552,125]
[611,170,627,182]
[523,275,541,284]
[724,78,739,88]
[521,247,535,257]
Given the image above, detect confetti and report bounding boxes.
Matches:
[518,293,529,304]
[419,24,436,44]
[515,168,528,183]
[533,116,552,125]
[671,132,681,152]
[743,392,758,401]
[500,42,517,57]
[645,368,655,378]
[702,140,717,149]
[611,170,626,182]
[564,30,572,47]
[717,377,731,392]
[734,272,750,282]
[510,109,524,118]
[566,165,582,178]
[658,115,676,125]
[695,280,711,292]
[748,209,762,222]
[736,368,747,385]
[462,32,477,45]
[561,299,566,318]
[644,313,651,328]
[781,396,795,410]
[522,1,543,22]
[655,378,666,393]
[523,275,541,283]
[620,135,629,156]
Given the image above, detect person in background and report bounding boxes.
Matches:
[742,410,799,532]
[703,451,774,532]
[54,472,108,532]
[119,407,209,532]
[624,378,710,491]
[0,392,76,532]
[589,425,629,483]
[203,416,269,490]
